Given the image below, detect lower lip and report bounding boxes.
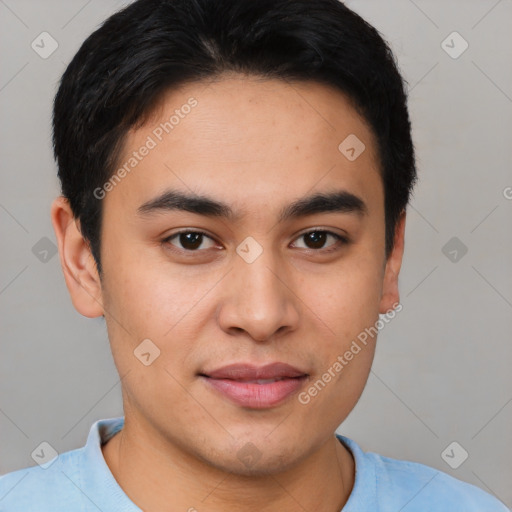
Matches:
[201,376,307,409]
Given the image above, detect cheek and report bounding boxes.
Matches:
[102,238,194,332]
[298,267,381,419]
[101,249,222,376]
[305,255,384,339]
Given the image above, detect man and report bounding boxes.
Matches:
[0,0,509,510]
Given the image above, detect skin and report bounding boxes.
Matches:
[51,73,406,511]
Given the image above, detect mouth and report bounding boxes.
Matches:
[198,362,309,409]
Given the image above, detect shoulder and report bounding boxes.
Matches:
[374,452,508,511]
[0,447,84,511]
[338,435,510,511]
[0,417,126,512]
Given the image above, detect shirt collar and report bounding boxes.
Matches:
[80,416,142,512]
[336,433,378,510]
[80,417,376,511]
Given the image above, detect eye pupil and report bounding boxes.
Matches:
[305,231,327,249]
[180,232,202,250]
[167,229,343,254]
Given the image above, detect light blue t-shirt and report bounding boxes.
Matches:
[0,416,509,511]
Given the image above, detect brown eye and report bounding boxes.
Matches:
[164,231,216,251]
[292,230,348,251]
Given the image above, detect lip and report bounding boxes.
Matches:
[199,362,309,409]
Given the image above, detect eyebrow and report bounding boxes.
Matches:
[137,188,368,222]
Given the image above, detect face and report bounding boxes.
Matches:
[59,74,404,475]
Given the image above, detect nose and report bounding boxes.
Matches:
[216,246,301,342]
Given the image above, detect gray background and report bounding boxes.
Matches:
[1,0,511,507]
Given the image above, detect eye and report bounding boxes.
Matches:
[291,229,348,252]
[162,228,349,254]
[163,231,218,252]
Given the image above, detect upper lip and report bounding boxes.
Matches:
[201,362,308,380]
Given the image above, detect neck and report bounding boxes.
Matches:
[101,419,355,512]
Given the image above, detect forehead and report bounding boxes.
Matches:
[142,74,377,160]
[104,75,382,220]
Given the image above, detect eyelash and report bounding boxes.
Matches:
[161,229,349,255]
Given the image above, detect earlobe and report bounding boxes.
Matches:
[50,196,104,318]
[379,211,406,315]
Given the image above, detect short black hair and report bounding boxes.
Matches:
[53,0,417,276]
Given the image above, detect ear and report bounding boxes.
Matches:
[379,210,406,314]
[50,196,104,318]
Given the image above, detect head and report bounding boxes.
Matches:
[51,0,416,475]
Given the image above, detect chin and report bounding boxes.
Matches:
[200,438,306,477]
